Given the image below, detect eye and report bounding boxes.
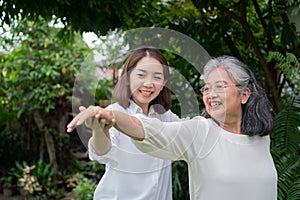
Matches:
[154,76,163,81]
[201,86,210,93]
[137,73,145,78]
[204,87,209,91]
[215,84,224,90]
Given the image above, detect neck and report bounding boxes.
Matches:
[217,116,242,134]
[137,103,149,115]
[131,100,149,115]
[142,107,149,115]
[222,123,242,134]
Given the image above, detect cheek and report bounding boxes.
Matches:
[129,80,141,92]
[203,97,210,110]
[156,84,164,92]
[224,93,241,109]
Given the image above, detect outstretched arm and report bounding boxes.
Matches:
[95,109,145,141]
[67,106,145,141]
[67,106,114,155]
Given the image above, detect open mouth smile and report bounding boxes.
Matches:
[140,90,153,97]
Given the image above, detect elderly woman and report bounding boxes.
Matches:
[67,55,277,200]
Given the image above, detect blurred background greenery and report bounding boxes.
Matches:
[0,0,299,199]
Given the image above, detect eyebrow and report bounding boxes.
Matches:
[137,69,163,75]
[205,80,228,85]
[215,80,228,84]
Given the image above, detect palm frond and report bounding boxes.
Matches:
[271,96,300,200]
[287,176,300,200]
[267,51,300,93]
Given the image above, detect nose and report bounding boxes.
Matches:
[143,81,154,87]
[143,76,155,87]
[207,88,218,97]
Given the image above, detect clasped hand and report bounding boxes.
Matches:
[66,106,115,133]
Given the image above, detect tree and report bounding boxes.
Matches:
[3,0,299,108]
[1,0,300,198]
[1,16,90,176]
[0,0,144,34]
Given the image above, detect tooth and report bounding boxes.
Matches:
[211,102,220,106]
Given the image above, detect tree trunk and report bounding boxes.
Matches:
[32,110,58,177]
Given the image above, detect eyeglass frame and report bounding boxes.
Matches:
[200,83,240,95]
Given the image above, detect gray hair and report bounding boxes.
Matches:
[202,55,274,136]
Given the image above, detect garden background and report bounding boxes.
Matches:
[0,0,300,199]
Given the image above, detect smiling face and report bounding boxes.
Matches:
[203,67,249,128]
[129,56,165,113]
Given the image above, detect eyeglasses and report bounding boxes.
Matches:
[200,83,239,95]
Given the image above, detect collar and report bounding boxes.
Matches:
[128,100,156,116]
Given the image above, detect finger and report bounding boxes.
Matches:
[67,119,77,130]
[99,118,110,125]
[106,119,115,129]
[98,118,107,128]
[85,117,93,128]
[66,126,74,133]
[67,115,85,129]
[66,119,83,132]
[79,106,87,112]
[96,109,112,119]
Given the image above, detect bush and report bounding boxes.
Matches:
[72,178,97,200]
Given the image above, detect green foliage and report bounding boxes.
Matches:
[0,128,27,173]
[172,161,189,200]
[1,0,300,199]
[72,177,97,200]
[267,51,300,94]
[1,15,111,199]
[271,97,300,199]
[16,160,55,193]
[267,51,300,199]
[95,78,113,101]
[0,0,146,34]
[65,159,103,200]
[287,178,300,200]
[0,176,13,187]
[2,16,89,116]
[1,16,92,183]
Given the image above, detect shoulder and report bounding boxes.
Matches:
[157,109,180,122]
[184,116,211,126]
[106,102,127,112]
[192,116,216,127]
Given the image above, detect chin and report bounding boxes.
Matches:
[210,113,225,122]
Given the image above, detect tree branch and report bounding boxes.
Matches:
[222,33,242,60]
[252,0,276,51]
[221,1,280,108]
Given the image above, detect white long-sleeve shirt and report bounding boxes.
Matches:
[133,115,278,200]
[88,102,179,200]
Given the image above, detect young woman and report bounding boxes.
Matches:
[68,55,278,200]
[69,46,179,199]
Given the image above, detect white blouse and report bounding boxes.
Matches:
[88,101,179,200]
[133,115,278,200]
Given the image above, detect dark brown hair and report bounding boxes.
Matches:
[113,46,172,114]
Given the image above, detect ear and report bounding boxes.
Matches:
[240,88,251,104]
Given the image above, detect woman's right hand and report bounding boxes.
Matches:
[67,105,103,132]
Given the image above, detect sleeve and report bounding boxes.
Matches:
[132,114,210,162]
[88,103,129,165]
[165,110,180,122]
[88,126,120,167]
